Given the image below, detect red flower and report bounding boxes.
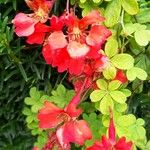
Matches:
[42,10,111,75]
[12,13,37,37]
[12,0,55,44]
[86,111,132,150]
[114,70,128,83]
[26,23,50,44]
[37,78,92,149]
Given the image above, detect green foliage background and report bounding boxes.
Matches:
[0,0,150,149]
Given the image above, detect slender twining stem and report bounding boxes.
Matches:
[66,0,70,13]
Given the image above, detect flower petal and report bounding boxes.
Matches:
[48,31,67,50]
[63,120,92,145]
[37,101,64,129]
[114,70,128,83]
[115,137,133,150]
[86,25,111,48]
[12,13,36,36]
[79,10,105,29]
[67,41,90,58]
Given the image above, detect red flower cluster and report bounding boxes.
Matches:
[42,11,111,76]
[37,79,92,149]
[86,112,132,150]
[12,1,130,149]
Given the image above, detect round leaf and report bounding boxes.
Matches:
[100,95,114,114]
[90,90,106,102]
[96,79,108,90]
[111,54,134,70]
[103,65,117,80]
[108,80,121,91]
[134,30,150,46]
[105,37,118,58]
[127,67,147,81]
[117,114,136,126]
[110,90,127,103]
[104,0,121,27]
[121,0,139,15]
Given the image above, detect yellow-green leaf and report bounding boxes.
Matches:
[110,90,127,103]
[104,0,121,27]
[100,95,114,114]
[111,54,134,70]
[121,0,139,15]
[108,80,121,91]
[105,37,118,58]
[90,90,106,102]
[96,79,108,90]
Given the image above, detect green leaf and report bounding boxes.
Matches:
[104,0,121,27]
[90,90,106,102]
[26,115,35,124]
[120,89,131,97]
[83,113,106,147]
[117,114,136,126]
[111,54,134,70]
[103,65,117,80]
[145,141,150,150]
[136,8,150,24]
[22,107,32,116]
[31,103,43,113]
[108,80,121,91]
[136,118,145,126]
[110,90,126,103]
[105,37,118,58]
[115,103,127,112]
[93,0,101,3]
[122,23,146,36]
[96,79,108,90]
[127,67,147,81]
[100,95,114,114]
[80,0,86,3]
[29,87,41,100]
[24,97,36,105]
[49,84,75,108]
[121,0,139,15]
[134,67,147,80]
[134,30,150,46]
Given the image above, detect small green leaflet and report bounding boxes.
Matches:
[104,0,121,27]
[111,54,134,70]
[127,67,147,81]
[105,37,118,58]
[121,0,139,15]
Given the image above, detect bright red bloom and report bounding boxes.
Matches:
[12,0,55,44]
[42,10,111,75]
[26,22,50,44]
[86,112,132,150]
[37,78,92,149]
[12,13,37,37]
[114,70,128,83]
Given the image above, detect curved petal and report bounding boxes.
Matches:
[67,41,90,58]
[48,31,67,50]
[42,44,54,64]
[37,101,64,129]
[63,120,92,145]
[12,13,36,36]
[79,10,105,29]
[86,25,111,48]
[115,137,133,150]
